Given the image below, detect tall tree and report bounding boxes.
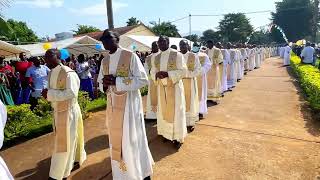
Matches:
[0,0,13,35]
[0,19,39,44]
[184,34,200,42]
[270,26,287,44]
[126,17,140,26]
[272,0,315,42]
[151,22,180,37]
[248,30,273,45]
[218,13,253,43]
[200,29,222,43]
[72,24,101,35]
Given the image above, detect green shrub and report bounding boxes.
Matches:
[3,91,108,146]
[4,104,52,143]
[290,55,320,110]
[140,86,148,96]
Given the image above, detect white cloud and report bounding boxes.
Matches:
[16,0,64,8]
[69,1,128,16]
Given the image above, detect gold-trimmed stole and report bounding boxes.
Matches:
[155,51,177,123]
[48,65,74,153]
[102,49,132,167]
[183,53,196,112]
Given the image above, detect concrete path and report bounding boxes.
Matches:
[1,57,320,180]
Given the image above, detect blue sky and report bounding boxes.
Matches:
[3,0,279,39]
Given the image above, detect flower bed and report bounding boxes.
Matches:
[290,54,320,110]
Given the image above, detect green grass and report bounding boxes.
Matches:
[86,97,107,112]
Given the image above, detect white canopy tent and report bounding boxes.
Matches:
[17,36,103,57]
[0,40,29,57]
[120,35,193,52]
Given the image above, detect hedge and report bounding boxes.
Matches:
[290,54,320,110]
[4,92,106,146]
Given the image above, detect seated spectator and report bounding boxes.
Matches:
[76,54,94,99]
[25,57,50,110]
[301,42,315,65]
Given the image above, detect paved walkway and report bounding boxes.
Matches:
[1,57,320,180]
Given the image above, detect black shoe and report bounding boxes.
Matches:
[173,141,182,149]
[144,176,151,180]
[72,162,80,172]
[221,94,225,97]
[187,126,195,133]
[199,114,204,120]
[237,79,241,82]
[162,137,169,143]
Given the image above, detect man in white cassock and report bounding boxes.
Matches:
[216,42,229,93]
[43,49,86,180]
[97,30,154,180]
[179,40,201,131]
[205,40,223,103]
[144,41,159,120]
[280,46,285,59]
[226,43,237,89]
[255,46,262,69]
[283,44,292,66]
[150,35,188,148]
[0,100,14,180]
[192,43,212,120]
[239,44,248,78]
[248,45,256,71]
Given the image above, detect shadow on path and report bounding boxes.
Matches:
[15,157,50,180]
[85,135,109,155]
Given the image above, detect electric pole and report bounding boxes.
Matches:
[106,0,114,29]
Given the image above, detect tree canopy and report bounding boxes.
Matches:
[200,29,222,44]
[151,22,180,37]
[126,17,140,26]
[72,24,101,35]
[218,13,254,43]
[184,34,200,42]
[272,0,316,42]
[0,19,39,44]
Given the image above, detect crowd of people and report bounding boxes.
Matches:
[0,28,286,180]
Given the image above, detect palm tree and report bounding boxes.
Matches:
[106,0,114,29]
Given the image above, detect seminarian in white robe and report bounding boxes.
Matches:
[283,45,292,66]
[144,53,159,119]
[98,47,154,180]
[280,46,285,58]
[235,49,243,80]
[221,49,230,92]
[248,48,256,71]
[150,48,188,143]
[239,48,248,79]
[206,47,223,101]
[47,64,86,180]
[0,100,14,180]
[182,52,201,126]
[196,52,212,116]
[227,49,238,88]
[255,48,262,68]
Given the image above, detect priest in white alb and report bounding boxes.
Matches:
[151,36,188,149]
[43,49,86,180]
[97,30,154,180]
[144,41,159,120]
[216,42,229,93]
[179,40,201,131]
[192,42,212,119]
[206,40,223,103]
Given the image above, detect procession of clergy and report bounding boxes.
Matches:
[0,29,280,180]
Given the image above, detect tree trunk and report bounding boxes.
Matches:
[106,0,114,29]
